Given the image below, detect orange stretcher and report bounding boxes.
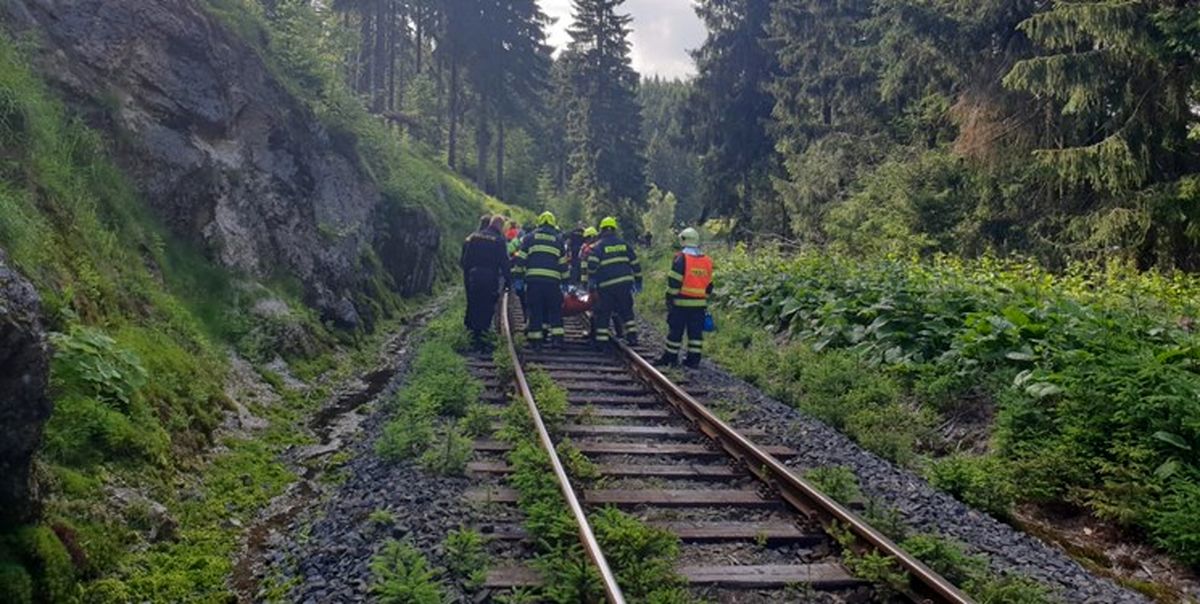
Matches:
[562,286,594,317]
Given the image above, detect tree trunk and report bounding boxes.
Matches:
[495,119,505,200]
[357,9,373,94]
[476,104,491,192]
[415,5,424,75]
[448,57,459,170]
[387,0,398,111]
[373,0,388,112]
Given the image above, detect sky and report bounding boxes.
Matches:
[539,0,705,79]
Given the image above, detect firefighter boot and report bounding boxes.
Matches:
[684,353,702,369]
[655,352,678,367]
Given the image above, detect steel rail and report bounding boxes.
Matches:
[499,295,627,604]
[613,340,975,604]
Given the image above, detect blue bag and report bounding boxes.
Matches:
[704,312,716,332]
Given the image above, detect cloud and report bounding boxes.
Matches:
[540,0,703,79]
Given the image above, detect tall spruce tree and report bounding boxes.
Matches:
[437,0,487,171]
[471,0,551,198]
[765,0,883,240]
[685,0,778,232]
[1004,1,1198,194]
[564,0,648,228]
[641,77,702,223]
[1003,1,1200,268]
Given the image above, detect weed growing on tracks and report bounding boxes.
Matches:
[497,397,533,444]
[460,405,496,438]
[369,540,444,603]
[419,424,473,476]
[377,309,483,465]
[368,509,395,527]
[557,440,601,483]
[525,366,568,431]
[902,535,1053,603]
[443,528,490,590]
[590,508,690,602]
[493,339,516,386]
[804,466,864,505]
[836,532,910,597]
[498,369,692,602]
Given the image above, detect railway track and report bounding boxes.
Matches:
[464,294,974,603]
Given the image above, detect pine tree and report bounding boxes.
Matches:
[641,77,702,223]
[540,56,574,193]
[1003,1,1199,194]
[765,0,884,240]
[685,0,778,231]
[564,0,648,228]
[471,0,551,198]
[437,0,486,170]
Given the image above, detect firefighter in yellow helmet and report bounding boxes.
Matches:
[513,212,568,348]
[587,217,642,347]
[657,227,713,368]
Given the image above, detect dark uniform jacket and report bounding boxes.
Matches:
[586,233,642,290]
[460,227,511,287]
[515,226,568,283]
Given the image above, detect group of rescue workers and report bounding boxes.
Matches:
[460,212,713,368]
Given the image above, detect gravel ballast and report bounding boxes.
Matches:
[265,316,477,603]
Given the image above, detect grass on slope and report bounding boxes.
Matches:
[0,10,514,600]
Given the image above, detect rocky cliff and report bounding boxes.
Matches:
[0,250,50,529]
[2,0,440,328]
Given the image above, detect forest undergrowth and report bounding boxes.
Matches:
[638,243,1200,592]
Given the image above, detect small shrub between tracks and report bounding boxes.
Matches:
[369,540,444,603]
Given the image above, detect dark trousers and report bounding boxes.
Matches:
[666,306,706,364]
[594,284,637,344]
[464,269,499,336]
[525,280,564,344]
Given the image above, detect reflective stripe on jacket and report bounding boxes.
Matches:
[515,227,568,282]
[586,234,642,289]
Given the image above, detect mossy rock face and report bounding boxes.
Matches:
[0,250,51,529]
[0,561,34,604]
[8,526,77,604]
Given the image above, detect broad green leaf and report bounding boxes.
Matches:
[1025,382,1063,399]
[1152,431,1191,451]
[1155,459,1180,480]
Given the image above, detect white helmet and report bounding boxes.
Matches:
[679,227,701,246]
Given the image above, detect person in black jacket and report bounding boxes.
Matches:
[587,216,642,347]
[461,215,511,351]
[513,212,569,349]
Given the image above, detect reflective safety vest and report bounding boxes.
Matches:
[667,252,713,308]
[680,254,714,299]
